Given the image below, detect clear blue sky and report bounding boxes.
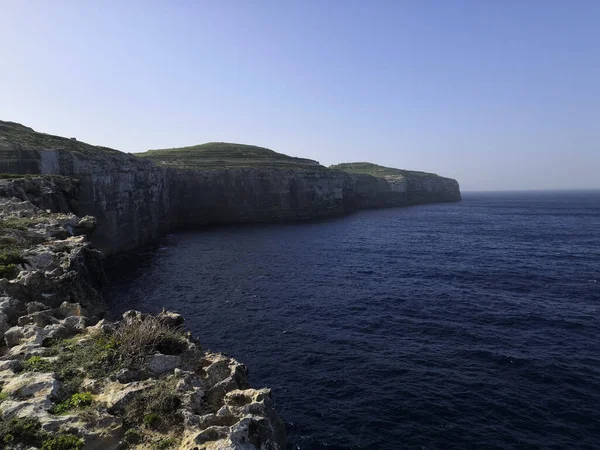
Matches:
[1,1,598,191]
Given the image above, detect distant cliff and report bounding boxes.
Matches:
[0,121,460,254]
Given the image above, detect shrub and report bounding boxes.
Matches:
[143,413,161,429]
[23,356,54,372]
[113,315,187,366]
[0,247,26,280]
[0,249,26,265]
[123,379,182,431]
[41,434,84,450]
[50,392,93,415]
[151,437,178,449]
[123,428,142,445]
[0,417,43,446]
[0,263,18,279]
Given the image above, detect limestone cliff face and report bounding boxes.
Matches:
[1,123,171,255]
[343,172,461,209]
[169,167,348,226]
[1,121,461,254]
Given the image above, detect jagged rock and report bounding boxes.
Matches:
[18,310,61,327]
[97,380,154,414]
[0,172,285,449]
[121,309,147,324]
[0,359,22,372]
[4,326,25,347]
[0,312,9,341]
[0,296,24,323]
[148,354,182,375]
[62,315,88,332]
[26,301,51,314]
[157,309,185,328]
[1,371,60,398]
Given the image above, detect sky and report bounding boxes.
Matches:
[1,1,598,191]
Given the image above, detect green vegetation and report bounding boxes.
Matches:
[143,413,161,429]
[0,216,47,231]
[0,391,8,403]
[123,378,182,431]
[23,356,54,372]
[151,437,179,449]
[330,162,439,178]
[0,121,120,157]
[50,392,93,415]
[123,428,142,445]
[0,173,74,181]
[0,247,26,280]
[46,316,186,396]
[0,417,43,446]
[41,434,84,450]
[0,417,83,448]
[136,142,322,169]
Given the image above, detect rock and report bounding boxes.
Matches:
[114,368,143,384]
[147,354,182,375]
[75,215,96,231]
[0,359,23,372]
[0,296,24,323]
[62,315,88,332]
[18,310,61,327]
[96,380,154,414]
[42,323,72,343]
[4,326,25,347]
[59,302,82,317]
[121,309,147,324]
[157,309,184,328]
[1,371,61,398]
[0,312,9,341]
[26,301,51,314]
[80,378,104,394]
[86,319,115,335]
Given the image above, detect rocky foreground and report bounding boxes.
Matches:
[0,176,285,449]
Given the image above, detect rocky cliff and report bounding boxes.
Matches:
[0,176,286,449]
[0,121,460,254]
[0,122,170,255]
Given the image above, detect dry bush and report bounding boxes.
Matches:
[113,315,188,366]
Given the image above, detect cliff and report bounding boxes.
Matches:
[0,122,170,255]
[331,162,461,209]
[0,121,461,255]
[0,176,285,449]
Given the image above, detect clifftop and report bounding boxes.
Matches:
[0,121,120,157]
[0,120,461,255]
[330,162,441,179]
[136,142,321,169]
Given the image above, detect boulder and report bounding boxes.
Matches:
[148,354,182,375]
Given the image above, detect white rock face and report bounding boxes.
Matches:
[0,308,286,449]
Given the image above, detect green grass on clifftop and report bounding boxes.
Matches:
[0,121,120,156]
[330,162,440,178]
[135,142,322,169]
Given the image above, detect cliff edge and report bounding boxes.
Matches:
[0,121,461,256]
[0,176,286,449]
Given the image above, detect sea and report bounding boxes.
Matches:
[105,191,600,450]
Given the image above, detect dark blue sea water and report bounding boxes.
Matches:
[105,191,600,450]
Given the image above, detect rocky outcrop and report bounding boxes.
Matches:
[0,177,105,321]
[0,309,286,449]
[1,121,461,254]
[0,176,286,449]
[343,172,461,209]
[1,122,171,255]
